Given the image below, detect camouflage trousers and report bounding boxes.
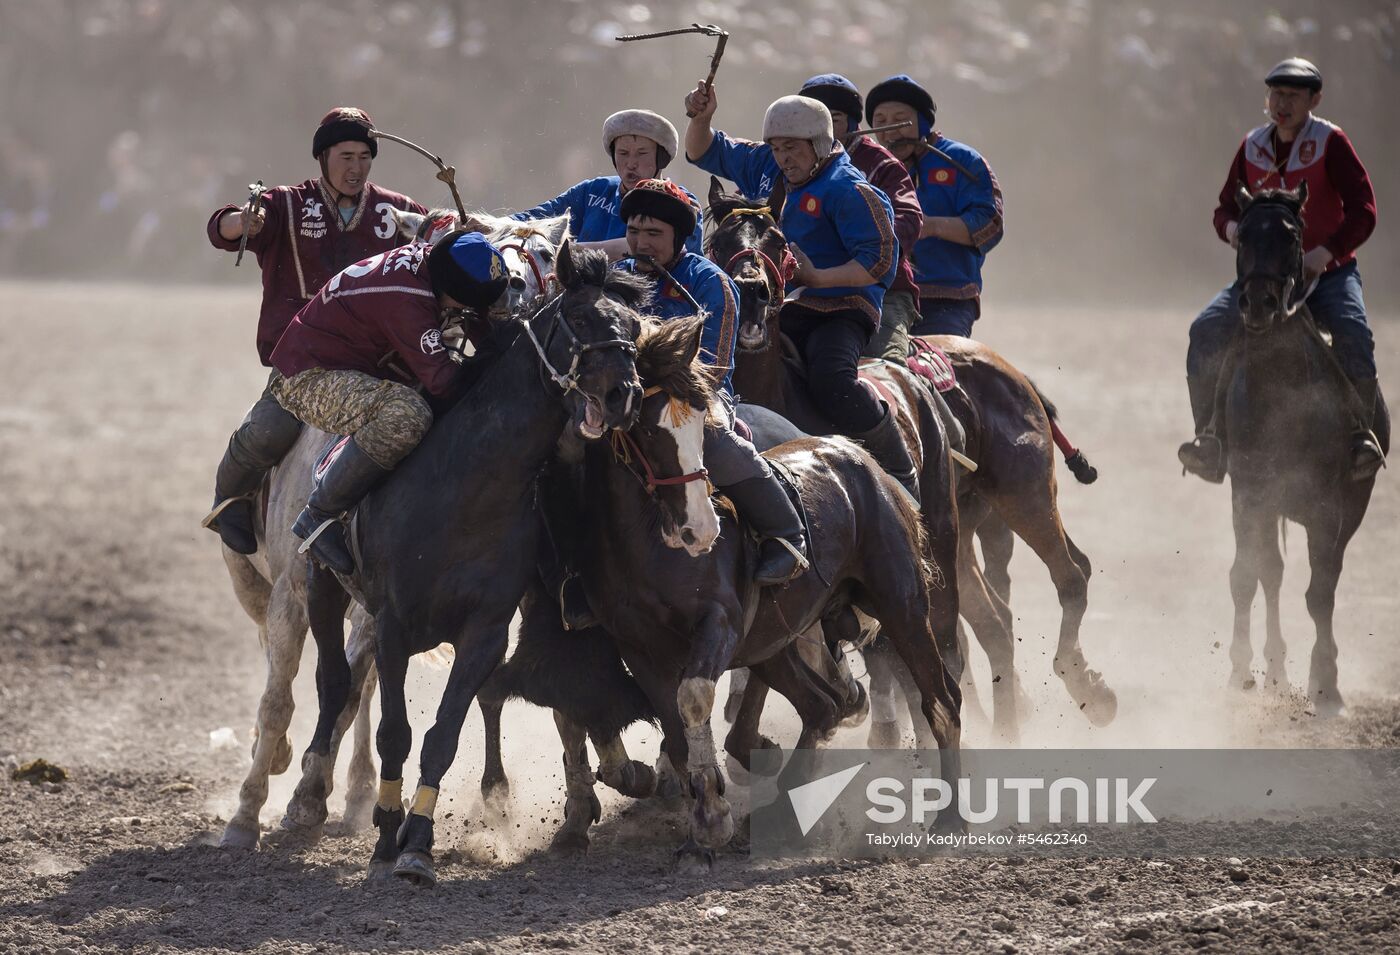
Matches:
[863,290,918,365]
[271,369,432,469]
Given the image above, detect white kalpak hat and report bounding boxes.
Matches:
[602,109,679,167]
[762,95,834,161]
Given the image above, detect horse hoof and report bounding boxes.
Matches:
[549,829,592,857]
[1082,687,1119,727]
[673,844,716,876]
[275,815,324,846]
[219,822,261,850]
[692,802,735,850]
[839,680,870,728]
[481,782,513,821]
[600,760,658,800]
[655,770,686,804]
[393,851,437,887]
[867,720,902,749]
[366,859,396,882]
[1311,695,1346,720]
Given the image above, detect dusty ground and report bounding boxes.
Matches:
[2,281,1398,953]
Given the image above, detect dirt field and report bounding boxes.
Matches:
[2,280,1398,953]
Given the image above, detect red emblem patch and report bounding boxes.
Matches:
[1298,140,1317,164]
[929,167,957,186]
[798,194,822,216]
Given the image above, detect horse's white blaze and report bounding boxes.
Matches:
[658,406,719,556]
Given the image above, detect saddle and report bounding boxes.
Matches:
[906,338,957,393]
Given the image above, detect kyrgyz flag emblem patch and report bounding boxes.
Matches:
[929,167,957,186]
[798,194,822,216]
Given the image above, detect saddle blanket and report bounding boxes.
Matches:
[906,338,957,393]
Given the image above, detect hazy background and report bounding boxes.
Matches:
[2,0,1397,311]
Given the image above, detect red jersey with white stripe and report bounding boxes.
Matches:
[207,179,427,364]
[1212,116,1376,273]
[269,243,459,397]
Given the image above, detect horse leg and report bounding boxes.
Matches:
[863,635,906,748]
[476,670,512,817]
[995,491,1115,726]
[976,510,1015,607]
[549,711,602,856]
[620,654,701,866]
[340,630,378,832]
[367,627,412,881]
[723,673,776,772]
[750,645,845,750]
[1258,521,1288,692]
[393,623,510,887]
[675,608,742,857]
[221,572,307,850]
[1304,514,1358,718]
[954,621,990,728]
[957,532,1022,742]
[594,733,658,798]
[723,668,750,724]
[1227,499,1267,691]
[282,566,354,838]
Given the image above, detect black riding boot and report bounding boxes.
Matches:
[1177,373,1225,483]
[1348,377,1386,482]
[723,476,809,586]
[856,405,921,503]
[204,402,303,554]
[292,438,390,575]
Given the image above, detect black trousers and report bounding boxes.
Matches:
[780,304,884,433]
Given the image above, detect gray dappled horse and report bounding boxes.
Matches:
[1216,184,1389,714]
[217,213,566,850]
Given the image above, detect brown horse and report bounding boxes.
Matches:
[509,315,962,867]
[707,178,1114,741]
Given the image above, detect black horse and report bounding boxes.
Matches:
[294,242,648,886]
[1216,184,1389,714]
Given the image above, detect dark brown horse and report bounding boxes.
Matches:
[1215,185,1389,714]
[513,315,962,867]
[707,178,1114,741]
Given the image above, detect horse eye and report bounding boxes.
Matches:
[541,250,555,263]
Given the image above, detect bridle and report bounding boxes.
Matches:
[609,386,712,495]
[1236,198,1309,316]
[708,205,796,299]
[519,288,637,397]
[497,240,551,298]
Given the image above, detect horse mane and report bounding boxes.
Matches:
[1241,186,1304,217]
[562,248,654,310]
[635,315,717,412]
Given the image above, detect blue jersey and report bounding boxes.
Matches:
[693,132,897,327]
[908,136,1003,301]
[619,252,739,396]
[514,175,704,255]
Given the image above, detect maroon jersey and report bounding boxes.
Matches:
[270,243,459,397]
[1212,117,1376,273]
[208,179,427,364]
[846,135,921,296]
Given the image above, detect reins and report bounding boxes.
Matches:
[608,386,711,494]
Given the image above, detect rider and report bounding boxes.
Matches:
[1180,57,1383,483]
[865,74,1003,338]
[244,232,507,574]
[618,178,809,585]
[684,85,919,499]
[203,107,427,554]
[512,109,703,261]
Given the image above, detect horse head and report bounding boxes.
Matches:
[625,314,721,556]
[545,239,646,439]
[1234,182,1308,335]
[705,176,790,353]
[393,207,571,308]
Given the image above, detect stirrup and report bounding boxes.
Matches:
[200,493,254,529]
[1178,435,1225,484]
[296,514,346,554]
[755,537,809,587]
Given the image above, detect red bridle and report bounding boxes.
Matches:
[496,241,551,297]
[609,387,711,495]
[724,247,793,299]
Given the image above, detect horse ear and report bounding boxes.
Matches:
[546,212,571,247]
[391,207,424,240]
[556,238,579,288]
[681,315,705,367]
[1294,180,1308,207]
[709,176,726,207]
[1235,183,1253,213]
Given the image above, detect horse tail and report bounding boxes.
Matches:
[1025,375,1099,485]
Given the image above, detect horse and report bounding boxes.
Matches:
[215,216,572,852]
[1214,183,1389,715]
[514,314,962,868]
[706,177,1114,742]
